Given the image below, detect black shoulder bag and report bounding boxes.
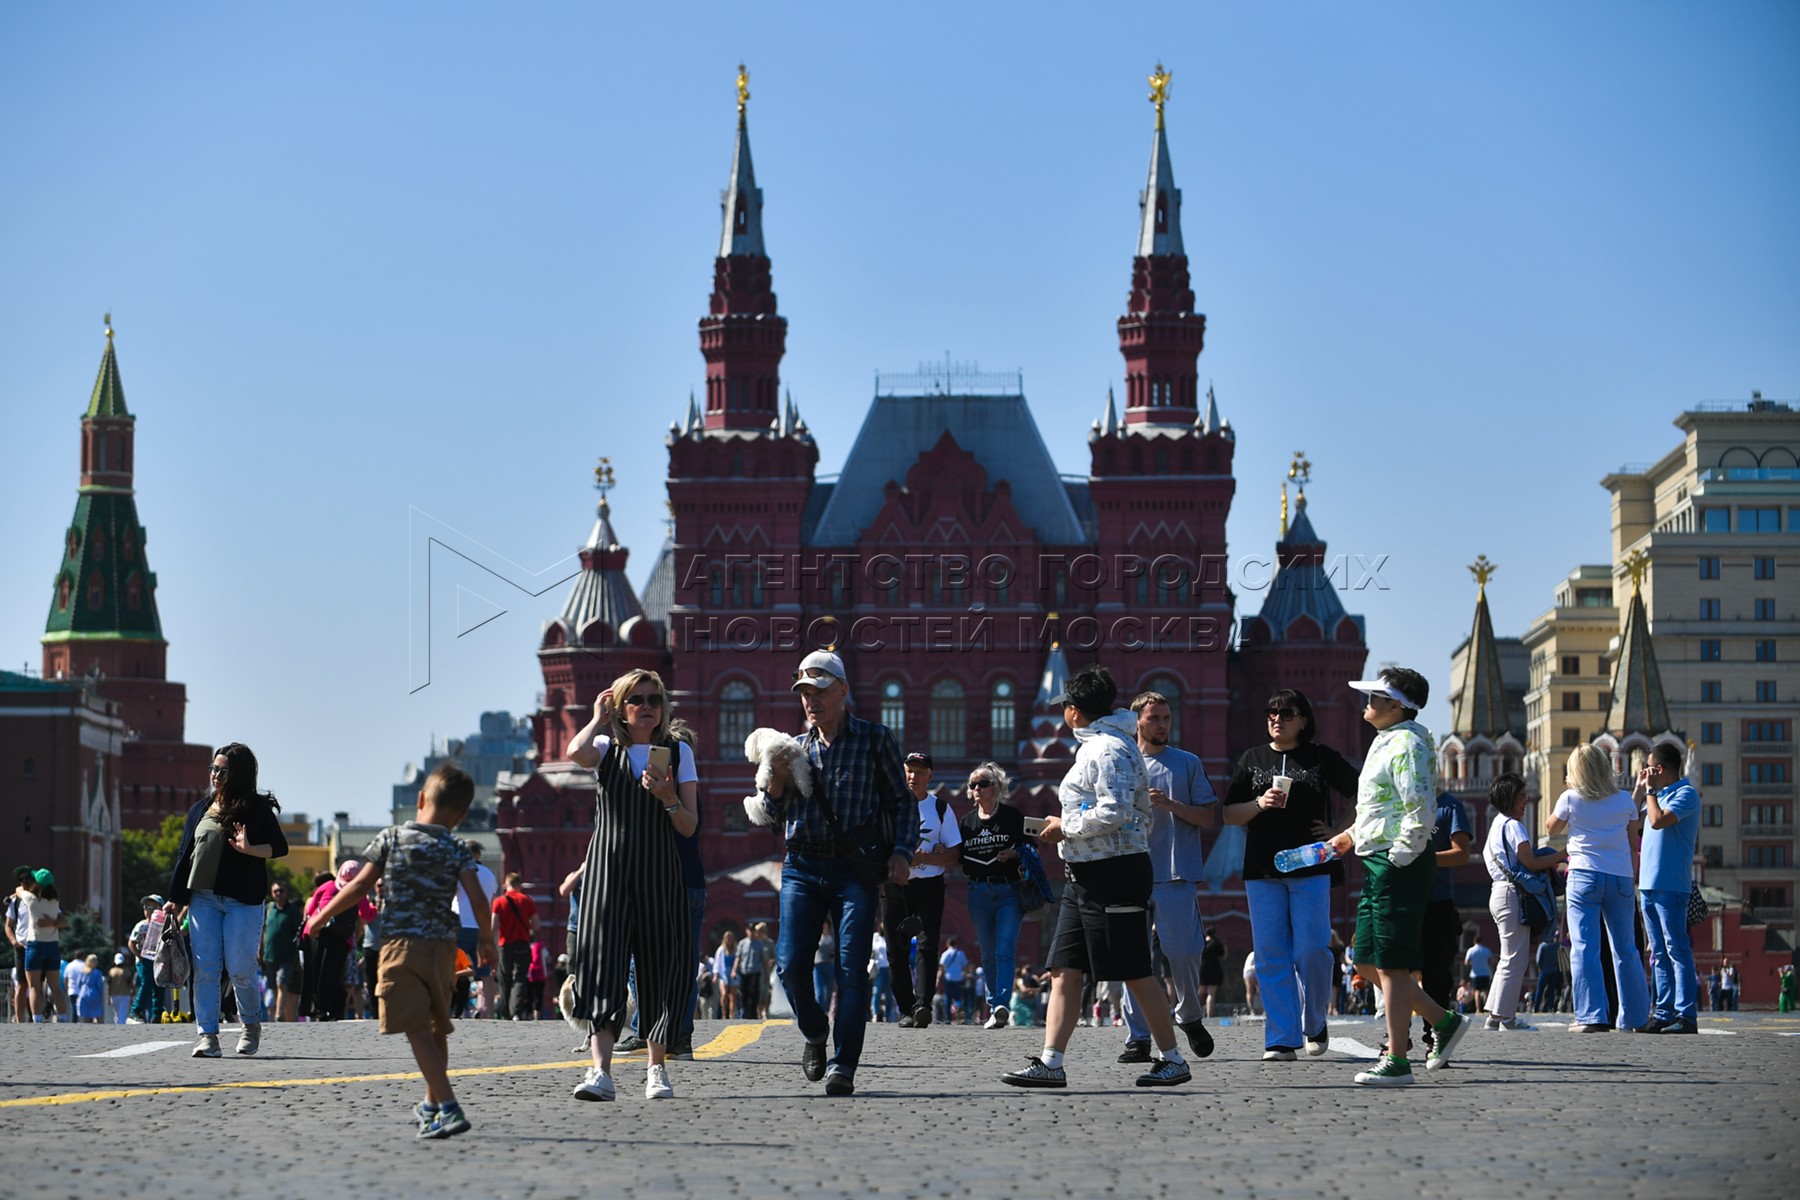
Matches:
[812,743,892,889]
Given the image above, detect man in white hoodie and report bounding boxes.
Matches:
[1001,664,1191,1090]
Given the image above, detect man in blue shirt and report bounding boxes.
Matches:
[1419,789,1473,1045]
[758,650,913,1096]
[1636,743,1701,1034]
[1118,690,1218,1063]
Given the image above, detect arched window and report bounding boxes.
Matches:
[930,678,966,762]
[989,679,1016,755]
[719,681,756,755]
[87,571,104,610]
[880,679,906,744]
[1141,674,1184,745]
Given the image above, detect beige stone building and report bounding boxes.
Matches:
[1521,566,1620,827]
[1601,396,1799,929]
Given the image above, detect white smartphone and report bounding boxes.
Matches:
[1023,816,1048,837]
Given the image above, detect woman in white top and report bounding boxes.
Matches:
[1546,744,1649,1032]
[1481,774,1564,1030]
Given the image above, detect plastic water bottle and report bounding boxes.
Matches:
[1274,841,1340,873]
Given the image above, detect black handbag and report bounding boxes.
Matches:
[812,772,891,888]
[1686,883,1709,925]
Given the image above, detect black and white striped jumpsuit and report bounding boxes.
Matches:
[568,736,692,1044]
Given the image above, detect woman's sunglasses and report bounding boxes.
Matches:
[1266,708,1299,720]
[624,694,664,709]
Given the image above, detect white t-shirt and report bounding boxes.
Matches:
[1551,788,1638,878]
[908,791,963,880]
[454,863,498,930]
[1483,814,1530,882]
[869,931,889,970]
[939,946,968,981]
[25,896,60,943]
[592,736,699,785]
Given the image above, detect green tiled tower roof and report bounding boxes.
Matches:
[43,327,163,645]
[85,326,131,418]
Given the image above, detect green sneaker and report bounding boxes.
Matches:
[1426,1012,1468,1071]
[1353,1054,1414,1086]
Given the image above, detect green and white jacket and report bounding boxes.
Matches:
[1350,719,1437,868]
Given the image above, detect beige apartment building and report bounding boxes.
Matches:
[1601,396,1799,927]
[1521,565,1620,818]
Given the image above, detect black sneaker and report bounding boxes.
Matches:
[615,1033,646,1053]
[1658,1017,1699,1035]
[823,1071,855,1097]
[1134,1058,1192,1088]
[1180,1019,1215,1059]
[1001,1056,1067,1088]
[909,1006,932,1029]
[897,1013,919,1028]
[801,1040,827,1082]
[670,1036,695,1060]
[1117,1039,1152,1064]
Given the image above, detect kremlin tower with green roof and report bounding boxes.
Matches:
[41,318,214,829]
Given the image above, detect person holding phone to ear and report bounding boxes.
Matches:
[564,669,698,1103]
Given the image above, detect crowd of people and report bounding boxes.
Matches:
[7,652,1722,1137]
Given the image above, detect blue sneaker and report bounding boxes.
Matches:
[412,1100,437,1127]
[417,1105,472,1140]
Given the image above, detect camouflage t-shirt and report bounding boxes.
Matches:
[360,822,476,942]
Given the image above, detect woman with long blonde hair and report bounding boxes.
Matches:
[564,669,698,1101]
[1546,744,1649,1032]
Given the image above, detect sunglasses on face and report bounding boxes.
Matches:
[209,765,229,776]
[969,778,995,789]
[624,694,663,709]
[1267,708,1299,720]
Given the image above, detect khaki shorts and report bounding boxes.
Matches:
[377,938,457,1037]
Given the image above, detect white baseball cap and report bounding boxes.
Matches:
[791,649,847,691]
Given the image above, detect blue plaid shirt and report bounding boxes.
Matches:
[764,712,912,860]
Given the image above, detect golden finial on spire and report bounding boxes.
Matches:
[1148,62,1171,130]
[103,312,113,341]
[736,63,750,117]
[1469,554,1497,596]
[1287,450,1312,503]
[1624,548,1650,592]
[1280,480,1290,538]
[594,456,616,508]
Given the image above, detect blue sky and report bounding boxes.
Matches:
[3,2,1796,824]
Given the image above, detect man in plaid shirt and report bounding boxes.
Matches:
[757,650,912,1097]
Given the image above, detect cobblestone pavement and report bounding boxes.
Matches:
[2,1011,1795,1199]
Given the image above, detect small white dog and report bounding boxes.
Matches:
[742,727,813,827]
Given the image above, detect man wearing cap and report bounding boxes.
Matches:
[886,750,963,1029]
[1333,666,1469,1086]
[755,649,912,1097]
[128,894,168,1023]
[1002,664,1192,1090]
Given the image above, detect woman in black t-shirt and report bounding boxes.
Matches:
[1222,690,1359,1059]
[958,761,1028,1030]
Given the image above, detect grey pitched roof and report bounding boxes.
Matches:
[1137,122,1184,258]
[1251,496,1362,642]
[719,114,765,258]
[1450,590,1513,740]
[638,536,675,632]
[558,501,643,632]
[1603,585,1673,738]
[807,391,1087,546]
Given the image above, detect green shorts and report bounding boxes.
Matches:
[1354,850,1436,971]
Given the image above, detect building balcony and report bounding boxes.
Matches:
[1740,825,1795,839]
[1730,865,1799,880]
[1741,742,1793,754]
[1746,906,1794,924]
[1742,782,1795,798]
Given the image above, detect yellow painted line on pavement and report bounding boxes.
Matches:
[0,1020,790,1110]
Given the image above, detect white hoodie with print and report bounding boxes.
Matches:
[1056,710,1154,864]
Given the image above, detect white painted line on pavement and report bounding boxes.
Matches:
[74,1040,191,1058]
[1325,1037,1382,1059]
[1698,1028,1737,1036]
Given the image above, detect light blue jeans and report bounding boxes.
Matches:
[1245,875,1333,1050]
[1125,880,1207,1039]
[1640,888,1698,1022]
[1567,869,1649,1029]
[965,881,1023,1011]
[187,890,266,1034]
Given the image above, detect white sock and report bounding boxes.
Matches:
[1040,1047,1063,1069]
[1159,1046,1187,1066]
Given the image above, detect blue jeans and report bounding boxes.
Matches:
[1640,889,1697,1022]
[869,967,891,1019]
[813,962,838,1012]
[1567,869,1649,1029]
[187,891,265,1034]
[131,958,164,1022]
[1125,880,1207,1039]
[965,881,1022,1011]
[1245,875,1333,1050]
[775,853,878,1079]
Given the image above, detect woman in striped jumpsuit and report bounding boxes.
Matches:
[565,668,698,1102]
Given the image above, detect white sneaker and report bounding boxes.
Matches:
[983,1008,1010,1030]
[1261,1048,1297,1062]
[572,1067,616,1101]
[1492,1016,1537,1032]
[645,1063,674,1100]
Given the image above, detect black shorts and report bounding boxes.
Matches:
[1047,853,1154,981]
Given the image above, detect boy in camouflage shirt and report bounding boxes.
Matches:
[305,764,496,1138]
